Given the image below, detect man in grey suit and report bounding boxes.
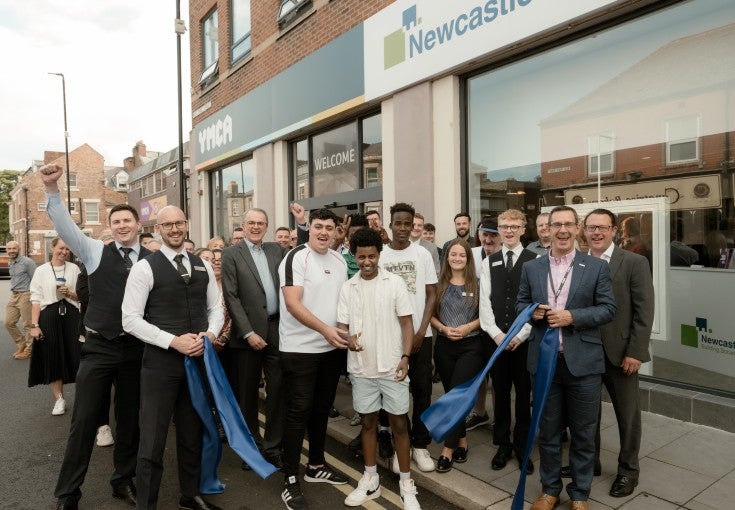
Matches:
[222,208,286,469]
[583,208,653,498]
[517,205,616,510]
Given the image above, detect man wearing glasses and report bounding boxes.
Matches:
[479,209,537,474]
[517,205,616,510]
[122,207,224,510]
[222,208,287,471]
[41,164,151,510]
[582,209,653,498]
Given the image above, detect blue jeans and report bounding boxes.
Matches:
[537,356,601,501]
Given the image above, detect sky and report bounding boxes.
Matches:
[0,0,191,170]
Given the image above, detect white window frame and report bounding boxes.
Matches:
[666,115,700,165]
[587,131,615,176]
[278,0,311,28]
[230,0,252,63]
[200,8,219,85]
[68,172,78,190]
[83,200,100,224]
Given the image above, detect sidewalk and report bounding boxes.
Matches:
[327,379,735,510]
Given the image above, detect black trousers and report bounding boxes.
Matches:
[595,356,642,479]
[54,333,143,504]
[136,345,204,510]
[489,340,531,455]
[234,317,284,457]
[433,334,485,448]
[407,336,433,448]
[280,348,344,480]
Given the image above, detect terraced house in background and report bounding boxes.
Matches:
[185,0,735,431]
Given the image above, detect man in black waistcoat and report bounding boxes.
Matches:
[40,164,150,510]
[122,206,224,510]
[479,209,537,474]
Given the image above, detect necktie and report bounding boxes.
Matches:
[120,247,133,270]
[174,254,190,284]
[506,250,514,271]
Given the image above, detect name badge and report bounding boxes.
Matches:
[491,261,503,267]
[193,265,207,272]
[462,292,474,297]
[578,263,585,268]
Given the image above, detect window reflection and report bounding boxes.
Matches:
[210,158,254,238]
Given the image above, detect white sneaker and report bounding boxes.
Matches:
[399,479,421,510]
[344,472,380,506]
[52,397,66,416]
[411,448,435,472]
[96,425,115,447]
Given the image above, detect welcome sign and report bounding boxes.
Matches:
[364,0,619,101]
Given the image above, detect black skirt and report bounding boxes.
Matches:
[28,301,81,387]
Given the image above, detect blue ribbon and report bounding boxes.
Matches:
[421,303,539,443]
[511,325,558,510]
[185,340,278,494]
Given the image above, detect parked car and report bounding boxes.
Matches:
[0,245,8,277]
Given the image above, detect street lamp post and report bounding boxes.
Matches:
[48,72,72,214]
[175,1,187,216]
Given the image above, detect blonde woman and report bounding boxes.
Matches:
[28,238,81,416]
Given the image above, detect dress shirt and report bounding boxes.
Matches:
[245,239,278,315]
[598,243,615,264]
[46,192,141,272]
[121,244,224,350]
[479,245,532,341]
[547,250,575,350]
[9,256,36,291]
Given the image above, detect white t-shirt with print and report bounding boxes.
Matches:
[278,244,347,353]
[380,243,438,337]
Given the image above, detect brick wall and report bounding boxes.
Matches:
[190,0,394,122]
[10,144,127,264]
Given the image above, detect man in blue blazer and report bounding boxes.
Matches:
[517,205,616,510]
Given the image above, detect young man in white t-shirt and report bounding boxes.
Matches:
[379,203,438,473]
[337,228,421,509]
[278,209,350,510]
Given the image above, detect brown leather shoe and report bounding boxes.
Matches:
[530,493,559,510]
[570,501,589,510]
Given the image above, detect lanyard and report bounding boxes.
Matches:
[547,260,574,308]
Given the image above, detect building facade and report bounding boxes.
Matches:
[188,0,735,428]
[9,144,127,264]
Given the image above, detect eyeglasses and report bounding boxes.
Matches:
[498,225,523,232]
[245,221,266,228]
[157,220,188,231]
[584,225,613,233]
[549,222,578,230]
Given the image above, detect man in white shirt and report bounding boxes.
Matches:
[122,205,224,510]
[380,203,438,473]
[480,209,537,474]
[277,209,350,510]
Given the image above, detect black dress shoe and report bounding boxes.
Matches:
[328,406,340,418]
[516,453,534,474]
[561,463,601,478]
[436,455,454,473]
[453,446,468,463]
[56,501,78,510]
[112,483,137,507]
[491,447,512,470]
[609,474,638,497]
[179,495,223,510]
[266,453,284,471]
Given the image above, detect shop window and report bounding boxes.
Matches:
[278,0,312,29]
[231,0,251,63]
[666,116,699,164]
[200,9,219,86]
[587,132,615,176]
[210,158,254,238]
[312,123,359,197]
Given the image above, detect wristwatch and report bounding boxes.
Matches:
[31,323,39,328]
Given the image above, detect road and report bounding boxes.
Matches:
[0,278,458,510]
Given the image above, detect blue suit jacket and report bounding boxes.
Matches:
[516,250,616,377]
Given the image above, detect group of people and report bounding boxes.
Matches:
[4,163,654,510]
